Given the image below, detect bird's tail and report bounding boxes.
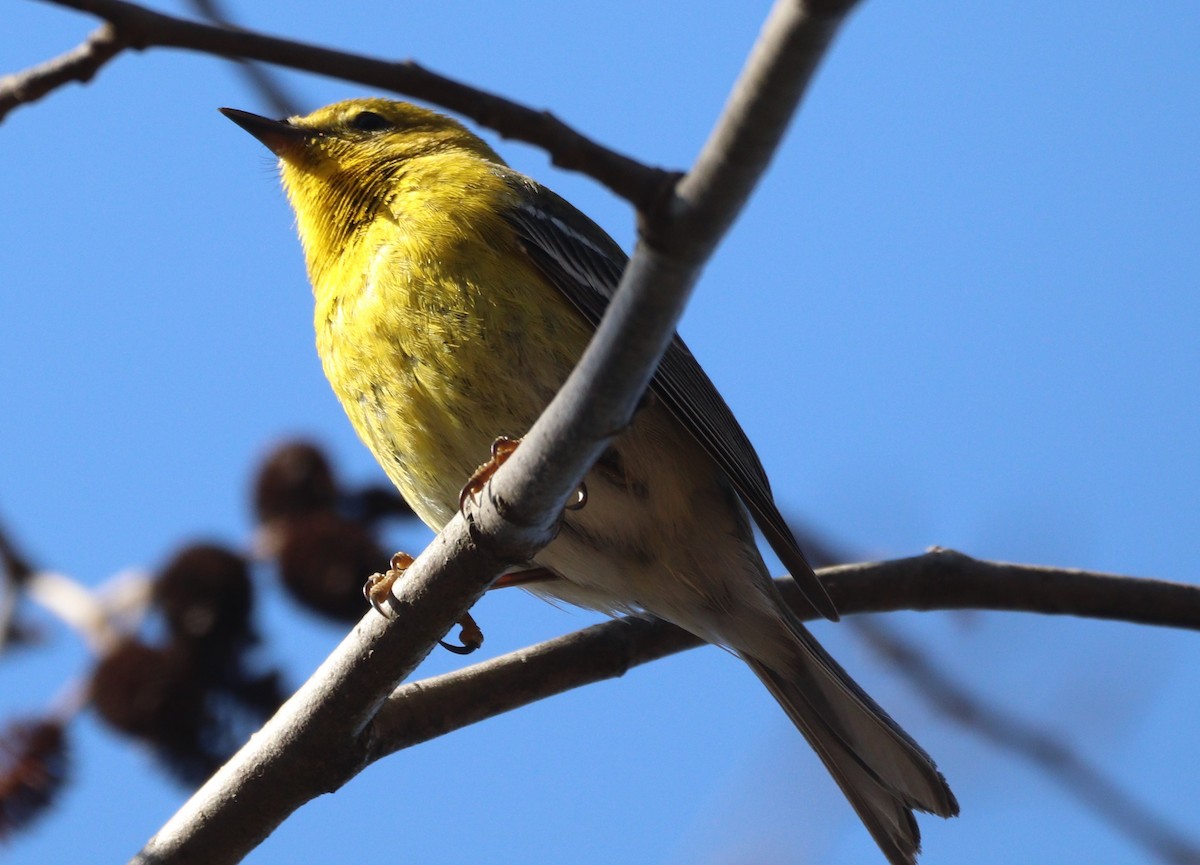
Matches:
[742,622,958,865]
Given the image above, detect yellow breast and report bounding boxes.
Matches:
[310,179,590,530]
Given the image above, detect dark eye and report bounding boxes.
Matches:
[349,111,391,132]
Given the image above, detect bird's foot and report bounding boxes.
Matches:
[364,551,485,654]
[364,551,415,614]
[439,611,484,655]
[458,436,587,513]
[459,436,522,511]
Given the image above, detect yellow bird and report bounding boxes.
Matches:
[223,98,957,863]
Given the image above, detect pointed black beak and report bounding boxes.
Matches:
[220,107,314,155]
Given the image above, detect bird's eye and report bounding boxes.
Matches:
[349,111,391,133]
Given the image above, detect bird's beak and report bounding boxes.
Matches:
[220,107,314,156]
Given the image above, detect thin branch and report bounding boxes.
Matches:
[812,548,1200,630]
[28,0,672,210]
[786,526,1200,864]
[372,549,1200,756]
[470,0,860,547]
[0,24,125,121]
[376,615,701,755]
[796,525,1200,863]
[854,616,1200,865]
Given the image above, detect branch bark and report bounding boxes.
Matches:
[372,548,1200,757]
[0,23,124,120]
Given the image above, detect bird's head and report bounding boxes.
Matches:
[221,99,505,270]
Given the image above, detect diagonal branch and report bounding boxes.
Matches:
[470,0,859,543]
[128,2,862,863]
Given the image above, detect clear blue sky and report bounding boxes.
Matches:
[3,2,1199,863]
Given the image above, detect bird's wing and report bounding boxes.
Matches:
[501,177,838,621]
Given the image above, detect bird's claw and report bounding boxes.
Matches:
[458,435,587,514]
[363,551,415,616]
[459,436,522,512]
[366,552,485,654]
[439,611,484,655]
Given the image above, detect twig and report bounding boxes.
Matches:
[0,23,125,121]
[787,527,1200,864]
[27,0,671,210]
[371,549,1200,756]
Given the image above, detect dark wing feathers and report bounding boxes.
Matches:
[502,178,838,621]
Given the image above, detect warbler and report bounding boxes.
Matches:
[223,98,957,863]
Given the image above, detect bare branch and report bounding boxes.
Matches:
[0,24,125,121]
[789,522,1200,860]
[372,549,1200,756]
[130,520,520,865]
[813,548,1200,630]
[375,615,701,755]
[789,528,1200,864]
[133,542,1200,865]
[473,0,861,546]
[29,0,671,209]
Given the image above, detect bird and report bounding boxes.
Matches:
[222,97,957,863]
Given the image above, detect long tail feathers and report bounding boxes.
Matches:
[743,625,958,865]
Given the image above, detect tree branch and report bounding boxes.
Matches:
[127,1,861,862]
[25,0,672,209]
[0,23,125,121]
[814,547,1200,630]
[471,0,860,546]
[372,548,1200,756]
[789,529,1200,865]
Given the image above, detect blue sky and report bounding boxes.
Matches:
[3,2,1199,863]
